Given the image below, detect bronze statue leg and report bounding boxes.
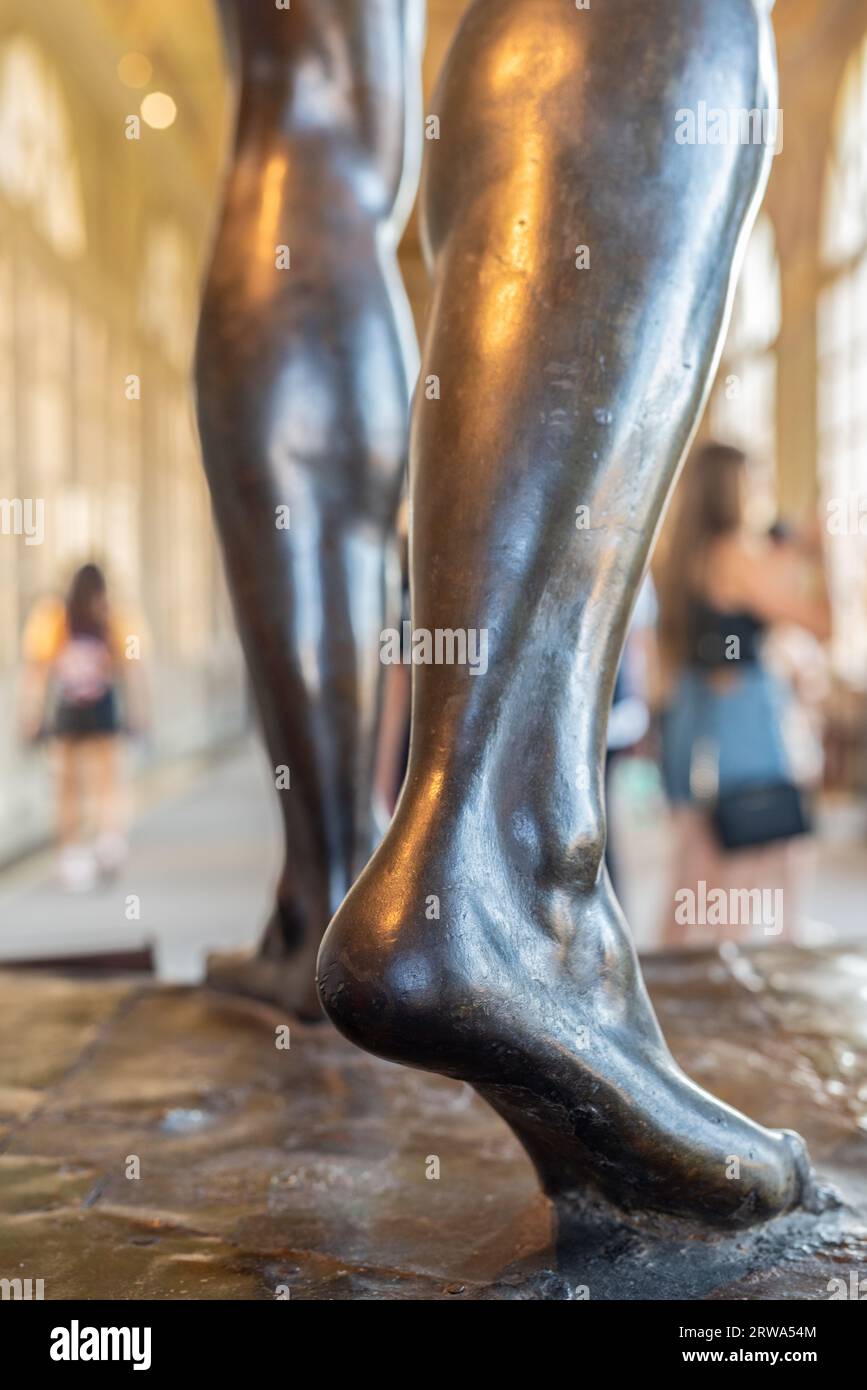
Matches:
[196,0,423,1018]
[319,0,822,1225]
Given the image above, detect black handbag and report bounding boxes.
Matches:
[711,780,813,852]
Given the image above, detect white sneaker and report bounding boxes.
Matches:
[94,832,128,878]
[59,846,97,893]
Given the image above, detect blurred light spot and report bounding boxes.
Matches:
[141,92,176,129]
[160,1107,209,1134]
[117,52,152,88]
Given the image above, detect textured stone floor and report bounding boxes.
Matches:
[0,944,865,1299]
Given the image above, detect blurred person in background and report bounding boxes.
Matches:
[19,563,148,892]
[606,573,660,894]
[657,443,831,946]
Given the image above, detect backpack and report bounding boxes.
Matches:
[55,635,113,706]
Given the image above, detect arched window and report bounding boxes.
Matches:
[709,213,780,530]
[817,33,867,687]
[0,36,88,638]
[0,36,86,259]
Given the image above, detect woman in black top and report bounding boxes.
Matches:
[657,443,830,946]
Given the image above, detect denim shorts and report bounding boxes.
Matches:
[55,688,119,740]
[661,663,792,804]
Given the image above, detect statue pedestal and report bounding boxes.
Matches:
[1,945,864,1299]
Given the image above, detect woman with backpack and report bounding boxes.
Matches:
[20,564,145,891]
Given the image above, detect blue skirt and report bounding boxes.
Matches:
[661,664,792,804]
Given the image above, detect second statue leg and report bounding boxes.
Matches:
[196,0,423,1019]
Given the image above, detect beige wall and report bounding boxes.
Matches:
[0,0,244,859]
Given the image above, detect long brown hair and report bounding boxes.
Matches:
[66,563,109,640]
[657,442,746,676]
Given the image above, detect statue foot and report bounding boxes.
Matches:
[206,900,322,1022]
[317,807,824,1229]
